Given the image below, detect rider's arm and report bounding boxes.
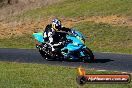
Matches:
[60,27,71,32]
[43,24,52,42]
[44,24,52,32]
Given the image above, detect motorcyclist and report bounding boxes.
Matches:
[43,19,71,51]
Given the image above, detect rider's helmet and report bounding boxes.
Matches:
[52,19,62,30]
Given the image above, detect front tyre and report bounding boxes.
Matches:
[82,48,94,62]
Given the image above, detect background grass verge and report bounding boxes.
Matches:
[16,0,132,20]
[0,61,131,88]
[0,35,35,49]
[0,22,131,54]
[74,22,132,54]
[1,0,132,54]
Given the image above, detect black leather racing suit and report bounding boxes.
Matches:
[43,24,71,51]
[43,24,71,43]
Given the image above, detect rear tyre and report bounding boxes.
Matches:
[38,43,64,61]
[39,50,52,61]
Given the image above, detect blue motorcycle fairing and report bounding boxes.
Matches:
[66,35,84,45]
[61,35,87,59]
[33,32,44,43]
[71,28,85,42]
[63,35,84,52]
[33,29,88,60]
[62,45,86,59]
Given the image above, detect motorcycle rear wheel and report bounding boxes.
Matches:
[39,50,53,60]
[39,50,63,61]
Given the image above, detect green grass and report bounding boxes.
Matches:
[1,0,132,87]
[0,22,132,54]
[16,0,132,20]
[0,61,131,88]
[0,35,35,49]
[74,22,132,54]
[1,0,132,54]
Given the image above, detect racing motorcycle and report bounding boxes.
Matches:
[33,28,94,62]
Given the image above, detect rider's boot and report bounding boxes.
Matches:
[50,42,62,52]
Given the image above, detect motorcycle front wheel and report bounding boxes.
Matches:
[82,48,94,62]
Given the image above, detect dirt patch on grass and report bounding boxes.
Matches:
[62,15,132,26]
[0,15,132,39]
[81,15,132,26]
[60,15,132,27]
[0,17,54,39]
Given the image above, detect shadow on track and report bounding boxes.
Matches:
[51,58,114,63]
[93,59,114,63]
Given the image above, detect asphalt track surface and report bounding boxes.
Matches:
[0,48,132,72]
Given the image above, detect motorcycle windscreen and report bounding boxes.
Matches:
[33,32,44,43]
[71,29,85,42]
